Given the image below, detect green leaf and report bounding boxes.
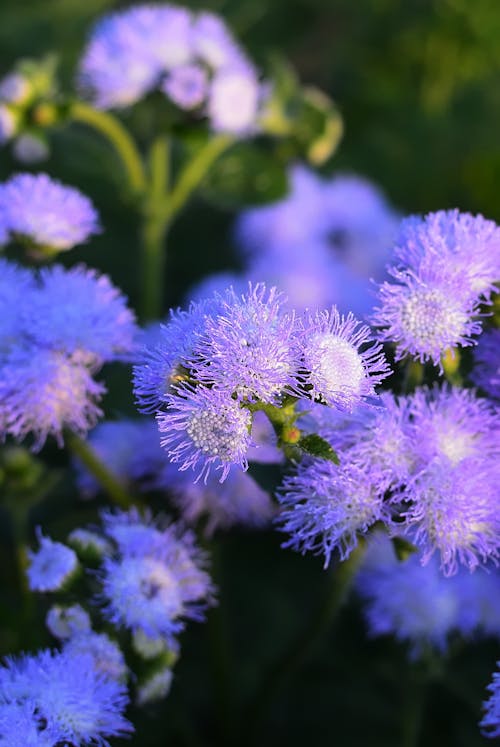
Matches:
[391,536,418,562]
[201,142,289,208]
[293,87,344,166]
[298,434,339,463]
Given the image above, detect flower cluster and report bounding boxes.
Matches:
[482,663,500,738]
[278,385,499,573]
[231,165,400,317]
[0,258,136,448]
[372,210,500,367]
[356,533,500,656]
[0,172,100,253]
[134,282,390,483]
[79,4,266,134]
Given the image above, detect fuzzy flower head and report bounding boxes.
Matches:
[0,172,100,252]
[46,604,91,640]
[481,663,500,738]
[0,347,104,449]
[408,385,499,468]
[394,210,500,301]
[27,532,78,592]
[399,457,500,575]
[0,259,35,352]
[277,460,387,567]
[0,648,132,745]
[294,307,391,411]
[357,533,466,655]
[162,63,208,109]
[158,385,253,483]
[196,283,296,404]
[472,329,500,400]
[63,632,128,683]
[372,264,482,368]
[207,67,261,134]
[25,264,137,365]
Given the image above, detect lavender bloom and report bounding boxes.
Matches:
[136,668,173,706]
[63,632,128,682]
[27,532,78,592]
[0,648,132,745]
[399,457,500,575]
[99,511,213,642]
[481,663,500,738]
[277,460,387,567]
[162,63,208,109]
[472,329,500,400]
[0,105,17,144]
[372,262,482,368]
[158,385,253,483]
[0,701,60,746]
[0,72,31,104]
[356,533,500,655]
[68,528,113,558]
[0,173,100,251]
[166,464,274,535]
[79,4,193,109]
[26,264,137,365]
[196,283,296,404]
[293,307,390,411]
[184,270,246,305]
[408,385,499,468]
[394,210,500,302]
[247,410,284,464]
[0,347,105,449]
[208,67,262,134]
[192,11,250,70]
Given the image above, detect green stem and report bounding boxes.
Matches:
[70,101,146,195]
[65,431,133,509]
[401,670,427,747]
[140,134,233,321]
[243,543,365,744]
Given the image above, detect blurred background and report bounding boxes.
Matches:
[0,1,499,745]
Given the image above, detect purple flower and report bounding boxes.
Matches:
[277,460,388,567]
[472,329,500,400]
[158,384,253,483]
[0,172,100,251]
[26,264,137,365]
[162,63,208,109]
[192,11,250,70]
[0,348,105,449]
[398,457,500,575]
[0,648,132,745]
[293,307,391,411]
[0,258,35,351]
[27,532,78,592]
[207,67,262,134]
[372,262,482,368]
[195,283,296,404]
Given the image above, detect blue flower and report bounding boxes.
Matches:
[482,663,500,738]
[0,648,132,745]
[26,264,137,366]
[293,307,390,411]
[46,604,91,640]
[277,460,388,567]
[0,172,100,251]
[0,347,105,449]
[0,258,35,351]
[63,632,128,683]
[196,283,296,404]
[158,384,253,483]
[207,67,262,134]
[27,531,78,592]
[162,63,208,109]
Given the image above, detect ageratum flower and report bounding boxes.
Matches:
[99,512,213,643]
[394,210,500,302]
[0,347,105,449]
[372,262,482,368]
[0,701,60,746]
[481,663,500,738]
[207,67,261,134]
[0,172,100,251]
[133,295,225,413]
[0,258,35,351]
[196,283,296,404]
[293,307,390,411]
[27,532,78,592]
[26,264,137,365]
[399,457,500,575]
[46,604,91,640]
[162,63,208,109]
[79,4,193,108]
[408,385,499,468]
[0,648,132,745]
[63,632,128,682]
[277,460,388,567]
[158,384,253,483]
[472,329,500,400]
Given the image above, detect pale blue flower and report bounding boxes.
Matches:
[27,532,78,592]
